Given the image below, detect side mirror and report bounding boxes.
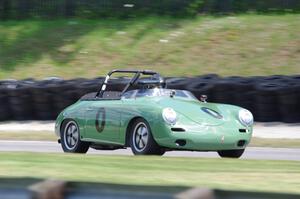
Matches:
[200,95,207,103]
[170,90,176,98]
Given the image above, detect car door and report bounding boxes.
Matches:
[84,99,122,143]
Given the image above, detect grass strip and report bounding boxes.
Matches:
[0,152,299,194]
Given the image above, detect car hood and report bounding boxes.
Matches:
[156,97,238,126]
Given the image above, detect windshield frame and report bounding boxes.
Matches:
[121,88,197,100]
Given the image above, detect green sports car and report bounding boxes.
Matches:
[55,69,254,158]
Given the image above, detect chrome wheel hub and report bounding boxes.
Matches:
[133,122,149,152]
[64,121,79,150]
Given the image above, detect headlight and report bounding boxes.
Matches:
[162,108,177,125]
[238,109,253,126]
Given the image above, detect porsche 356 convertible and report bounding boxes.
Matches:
[55,69,253,158]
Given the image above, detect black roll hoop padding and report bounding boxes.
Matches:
[96,69,166,98]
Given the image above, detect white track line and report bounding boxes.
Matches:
[0,140,299,161]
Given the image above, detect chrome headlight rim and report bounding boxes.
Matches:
[162,107,177,125]
[238,109,254,126]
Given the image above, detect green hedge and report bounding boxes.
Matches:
[1,0,300,20]
[198,0,300,13]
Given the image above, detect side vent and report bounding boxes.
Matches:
[237,140,246,147]
[171,128,186,132]
[175,139,186,146]
[239,129,247,133]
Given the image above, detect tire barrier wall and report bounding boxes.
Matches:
[0,74,300,123]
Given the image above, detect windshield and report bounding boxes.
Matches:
[122,88,197,100]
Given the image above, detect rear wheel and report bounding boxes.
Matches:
[130,118,165,155]
[61,120,89,153]
[217,149,245,158]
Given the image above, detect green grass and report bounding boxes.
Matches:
[0,152,299,194]
[250,137,300,148]
[0,131,56,141]
[0,14,299,79]
[1,131,300,148]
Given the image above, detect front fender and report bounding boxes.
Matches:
[55,101,88,138]
[55,112,64,137]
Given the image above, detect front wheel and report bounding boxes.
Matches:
[60,120,89,153]
[130,118,165,156]
[217,149,245,158]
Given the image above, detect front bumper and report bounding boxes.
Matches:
[154,123,253,151]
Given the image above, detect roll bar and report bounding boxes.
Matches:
[96,69,165,98]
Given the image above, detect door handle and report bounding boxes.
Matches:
[86,108,94,111]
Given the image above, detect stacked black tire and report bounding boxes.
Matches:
[167,74,300,123]
[0,75,300,123]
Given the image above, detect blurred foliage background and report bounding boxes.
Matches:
[0,0,299,79]
[1,0,300,19]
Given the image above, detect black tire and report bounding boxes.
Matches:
[217,149,245,158]
[130,118,165,155]
[60,120,89,153]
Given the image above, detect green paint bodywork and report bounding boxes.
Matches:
[55,93,253,151]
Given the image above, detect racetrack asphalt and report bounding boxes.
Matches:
[0,140,299,161]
